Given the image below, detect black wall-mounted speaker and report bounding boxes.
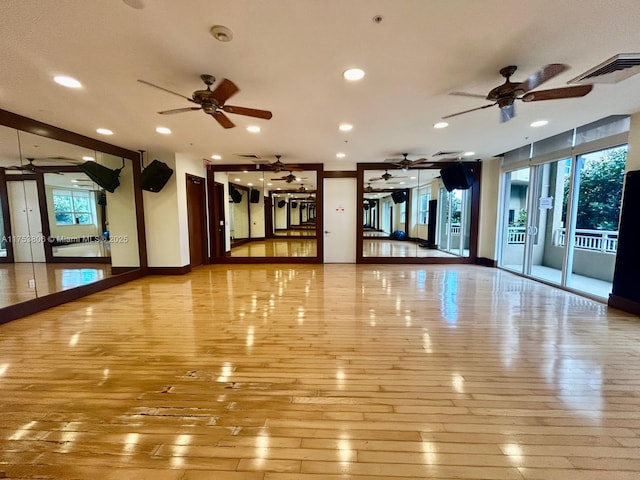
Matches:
[141,159,174,193]
[229,186,242,203]
[291,201,298,208]
[277,200,286,208]
[391,190,407,204]
[250,189,260,203]
[440,162,474,192]
[79,161,121,193]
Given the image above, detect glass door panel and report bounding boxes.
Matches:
[500,167,530,273]
[567,145,627,298]
[528,159,570,285]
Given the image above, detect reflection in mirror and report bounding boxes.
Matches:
[361,167,471,258]
[0,125,37,306]
[212,168,318,258]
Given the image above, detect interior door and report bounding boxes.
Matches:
[8,180,45,262]
[323,177,356,263]
[186,174,207,267]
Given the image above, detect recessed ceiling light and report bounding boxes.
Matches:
[267,183,273,186]
[247,125,261,133]
[234,178,241,182]
[410,176,417,180]
[339,123,353,132]
[276,187,281,190]
[343,68,365,81]
[336,152,346,158]
[463,151,475,157]
[530,120,549,127]
[155,126,171,135]
[434,122,449,129]
[53,75,82,88]
[243,170,249,173]
[258,177,264,181]
[211,154,222,160]
[96,128,113,135]
[82,156,95,161]
[247,183,254,187]
[210,25,233,42]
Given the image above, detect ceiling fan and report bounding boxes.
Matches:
[271,171,306,183]
[262,154,302,173]
[443,64,593,123]
[369,170,408,182]
[385,153,433,171]
[138,74,272,129]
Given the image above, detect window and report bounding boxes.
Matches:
[53,189,94,225]
[419,193,430,224]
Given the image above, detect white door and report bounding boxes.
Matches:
[323,177,356,263]
[8,180,46,262]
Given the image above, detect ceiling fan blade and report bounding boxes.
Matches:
[519,64,569,93]
[138,79,196,103]
[211,78,239,105]
[158,107,202,114]
[369,177,383,182]
[222,105,273,119]
[449,92,488,99]
[442,103,496,119]
[410,158,432,166]
[211,111,235,128]
[521,84,593,102]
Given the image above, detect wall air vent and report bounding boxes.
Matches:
[568,53,640,84]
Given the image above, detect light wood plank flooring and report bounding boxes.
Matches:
[1,264,639,479]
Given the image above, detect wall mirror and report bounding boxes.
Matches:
[357,163,480,263]
[208,164,322,262]
[0,110,145,317]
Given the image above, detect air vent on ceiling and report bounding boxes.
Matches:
[432,150,463,159]
[568,53,640,84]
[235,153,262,159]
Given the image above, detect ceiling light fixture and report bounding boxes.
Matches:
[54,75,82,88]
[463,151,475,157]
[343,68,365,81]
[96,128,113,135]
[434,122,449,129]
[336,152,346,158]
[339,123,353,132]
[234,178,241,182]
[155,126,171,135]
[210,25,233,42]
[530,120,549,127]
[247,125,261,133]
[82,156,95,161]
[211,154,222,160]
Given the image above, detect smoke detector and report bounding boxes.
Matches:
[210,25,233,42]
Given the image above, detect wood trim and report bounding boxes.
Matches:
[476,257,497,267]
[359,256,475,265]
[0,109,139,160]
[48,256,111,264]
[608,294,640,316]
[0,268,145,325]
[323,171,356,178]
[133,151,148,269]
[147,265,192,275]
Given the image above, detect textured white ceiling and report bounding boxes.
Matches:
[2,0,640,169]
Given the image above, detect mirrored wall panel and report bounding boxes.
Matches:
[358,164,478,262]
[209,165,320,260]
[0,120,142,311]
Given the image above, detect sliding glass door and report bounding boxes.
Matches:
[500,145,627,300]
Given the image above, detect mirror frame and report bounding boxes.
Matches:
[207,163,323,263]
[0,108,147,324]
[356,162,481,264]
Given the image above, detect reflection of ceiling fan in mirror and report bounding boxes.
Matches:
[260,154,302,173]
[369,170,408,182]
[444,64,593,123]
[138,74,273,129]
[4,157,78,174]
[385,153,433,171]
[271,171,307,183]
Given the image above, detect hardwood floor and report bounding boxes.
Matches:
[1,264,639,479]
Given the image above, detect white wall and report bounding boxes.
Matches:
[142,151,182,268]
[175,153,209,266]
[478,157,501,261]
[249,188,265,238]
[627,112,640,172]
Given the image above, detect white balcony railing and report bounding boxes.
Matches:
[555,228,618,253]
[506,227,618,253]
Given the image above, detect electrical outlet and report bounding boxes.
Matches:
[28,279,35,288]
